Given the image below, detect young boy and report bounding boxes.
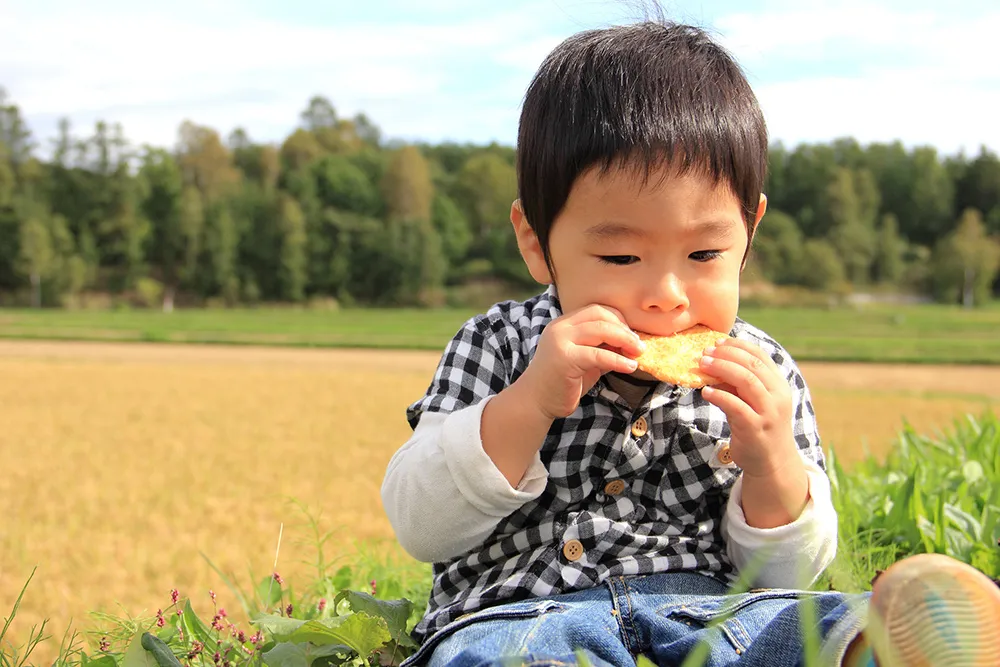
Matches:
[382,19,1000,667]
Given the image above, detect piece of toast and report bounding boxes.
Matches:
[633,325,731,388]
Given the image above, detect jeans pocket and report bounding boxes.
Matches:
[402,599,569,667]
[656,589,825,654]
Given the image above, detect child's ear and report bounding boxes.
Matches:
[511,200,553,284]
[741,193,768,271]
[750,193,767,243]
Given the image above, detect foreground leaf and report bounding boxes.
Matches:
[262,641,352,667]
[180,601,218,653]
[120,632,157,667]
[283,614,391,658]
[336,591,416,647]
[252,613,309,640]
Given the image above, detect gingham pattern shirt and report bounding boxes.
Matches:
[404,286,825,643]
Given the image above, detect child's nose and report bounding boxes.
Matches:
[641,273,689,313]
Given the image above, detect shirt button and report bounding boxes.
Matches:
[717,444,734,465]
[562,539,584,562]
[630,416,648,438]
[604,479,626,495]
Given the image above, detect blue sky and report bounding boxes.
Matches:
[1,0,998,156]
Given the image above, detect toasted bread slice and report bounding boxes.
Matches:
[633,325,731,388]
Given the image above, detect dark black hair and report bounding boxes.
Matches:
[516,19,768,270]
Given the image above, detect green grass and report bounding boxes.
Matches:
[1,302,999,363]
[5,413,999,665]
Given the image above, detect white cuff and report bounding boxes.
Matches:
[723,458,838,588]
[439,395,549,515]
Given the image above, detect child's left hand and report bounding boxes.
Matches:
[698,338,800,479]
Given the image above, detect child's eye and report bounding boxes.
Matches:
[598,255,638,266]
[689,250,722,262]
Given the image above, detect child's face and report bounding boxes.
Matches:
[516,164,765,337]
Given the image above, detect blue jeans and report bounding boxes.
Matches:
[405,573,869,666]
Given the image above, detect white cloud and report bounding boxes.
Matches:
[758,71,1000,155]
[1,0,997,154]
[0,1,542,149]
[714,2,1000,154]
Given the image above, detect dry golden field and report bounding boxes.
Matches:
[2,340,998,661]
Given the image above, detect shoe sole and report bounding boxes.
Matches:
[868,553,1000,667]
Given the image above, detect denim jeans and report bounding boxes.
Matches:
[404,572,869,667]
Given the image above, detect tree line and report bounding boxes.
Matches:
[1,89,998,310]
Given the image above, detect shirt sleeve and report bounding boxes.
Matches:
[720,347,838,588]
[721,457,839,588]
[381,317,549,563]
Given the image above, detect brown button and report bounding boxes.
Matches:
[562,539,584,562]
[630,416,648,438]
[717,444,733,465]
[604,479,626,495]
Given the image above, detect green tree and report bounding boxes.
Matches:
[198,204,239,303]
[931,208,1000,307]
[0,147,13,206]
[0,88,34,169]
[455,152,517,245]
[799,239,846,292]
[277,195,308,301]
[176,121,241,203]
[954,148,1000,223]
[312,155,380,216]
[749,209,803,284]
[381,145,433,222]
[17,215,53,307]
[776,143,838,237]
[872,213,905,285]
[139,149,187,311]
[825,168,878,284]
[350,218,446,305]
[431,193,472,273]
[281,128,325,172]
[907,147,955,245]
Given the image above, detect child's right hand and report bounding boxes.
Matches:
[520,304,644,420]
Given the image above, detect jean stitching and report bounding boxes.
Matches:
[724,617,751,652]
[620,577,640,654]
[517,609,555,656]
[609,577,637,656]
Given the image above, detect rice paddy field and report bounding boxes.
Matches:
[1,304,999,662]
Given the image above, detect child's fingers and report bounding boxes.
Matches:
[702,344,784,394]
[573,320,644,357]
[569,343,638,375]
[702,384,755,428]
[699,356,770,415]
[712,339,782,376]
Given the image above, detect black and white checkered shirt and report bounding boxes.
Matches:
[405,286,824,644]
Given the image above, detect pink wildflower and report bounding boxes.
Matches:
[156,609,165,628]
[272,571,284,585]
[370,579,377,596]
[171,589,180,604]
[317,598,327,613]
[187,641,204,659]
[285,603,293,616]
[99,637,110,652]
